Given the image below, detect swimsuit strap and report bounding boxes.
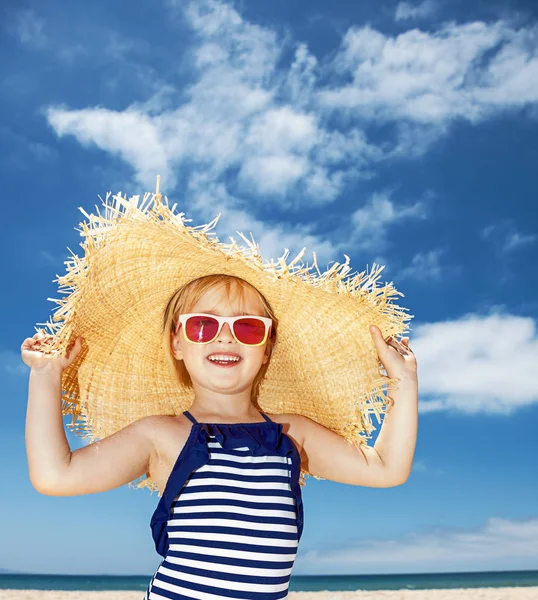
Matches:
[183,410,198,424]
[260,412,273,423]
[183,410,273,424]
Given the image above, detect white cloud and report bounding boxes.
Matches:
[45,2,538,203]
[412,312,538,414]
[236,106,318,194]
[238,154,309,195]
[243,106,318,155]
[284,43,318,109]
[182,0,282,82]
[474,25,538,107]
[394,0,438,22]
[319,20,538,125]
[321,23,473,118]
[297,516,538,574]
[47,107,171,187]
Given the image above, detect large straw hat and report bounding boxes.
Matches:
[34,178,413,493]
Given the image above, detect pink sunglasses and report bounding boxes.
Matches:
[175,313,273,347]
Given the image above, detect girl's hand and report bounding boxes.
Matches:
[21,332,84,373]
[369,325,417,382]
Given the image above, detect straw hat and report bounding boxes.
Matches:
[34,177,412,493]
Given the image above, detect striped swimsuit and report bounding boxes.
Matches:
[145,410,304,599]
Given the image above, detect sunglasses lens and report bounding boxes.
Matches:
[185,316,219,343]
[233,318,267,345]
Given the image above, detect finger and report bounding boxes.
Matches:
[36,332,53,338]
[387,338,409,353]
[399,337,413,351]
[369,326,383,342]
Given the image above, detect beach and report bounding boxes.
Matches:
[1,589,537,599]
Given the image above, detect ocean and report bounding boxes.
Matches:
[0,570,536,592]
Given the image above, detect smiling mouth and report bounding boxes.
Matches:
[206,357,242,367]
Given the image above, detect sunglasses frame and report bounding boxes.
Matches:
[175,313,273,347]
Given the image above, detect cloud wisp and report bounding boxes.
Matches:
[11,9,47,48]
[297,516,538,574]
[394,0,439,22]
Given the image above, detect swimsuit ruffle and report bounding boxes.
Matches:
[195,421,284,454]
[150,420,304,557]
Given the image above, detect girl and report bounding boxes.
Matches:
[22,272,418,599]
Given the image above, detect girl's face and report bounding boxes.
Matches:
[170,285,271,399]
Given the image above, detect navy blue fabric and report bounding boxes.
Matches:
[149,411,304,559]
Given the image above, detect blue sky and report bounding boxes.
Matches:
[1,0,537,577]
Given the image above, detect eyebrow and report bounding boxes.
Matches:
[197,310,250,316]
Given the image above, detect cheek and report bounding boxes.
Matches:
[187,349,207,364]
[252,347,269,364]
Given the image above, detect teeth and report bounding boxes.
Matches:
[208,355,240,362]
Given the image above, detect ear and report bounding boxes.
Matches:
[170,331,184,361]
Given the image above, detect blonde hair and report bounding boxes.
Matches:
[162,274,278,406]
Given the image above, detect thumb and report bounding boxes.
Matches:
[66,337,83,360]
[369,325,382,339]
[369,325,388,349]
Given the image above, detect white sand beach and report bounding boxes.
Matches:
[0,588,537,599]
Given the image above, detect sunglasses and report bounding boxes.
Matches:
[175,313,273,346]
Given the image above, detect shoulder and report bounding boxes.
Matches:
[134,413,182,435]
[264,412,305,454]
[265,412,304,427]
[135,414,192,456]
[137,413,191,430]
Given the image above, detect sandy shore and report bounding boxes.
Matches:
[0,589,537,599]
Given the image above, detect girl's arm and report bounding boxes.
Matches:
[296,326,418,487]
[26,365,157,496]
[296,376,418,487]
[372,375,418,484]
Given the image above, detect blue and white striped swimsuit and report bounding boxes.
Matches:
[145,410,304,599]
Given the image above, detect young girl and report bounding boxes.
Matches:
[22,272,417,599]
[21,183,417,599]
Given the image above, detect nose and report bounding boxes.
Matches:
[218,322,234,340]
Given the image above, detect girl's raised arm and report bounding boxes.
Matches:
[23,333,157,496]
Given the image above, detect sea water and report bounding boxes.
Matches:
[0,569,537,592]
